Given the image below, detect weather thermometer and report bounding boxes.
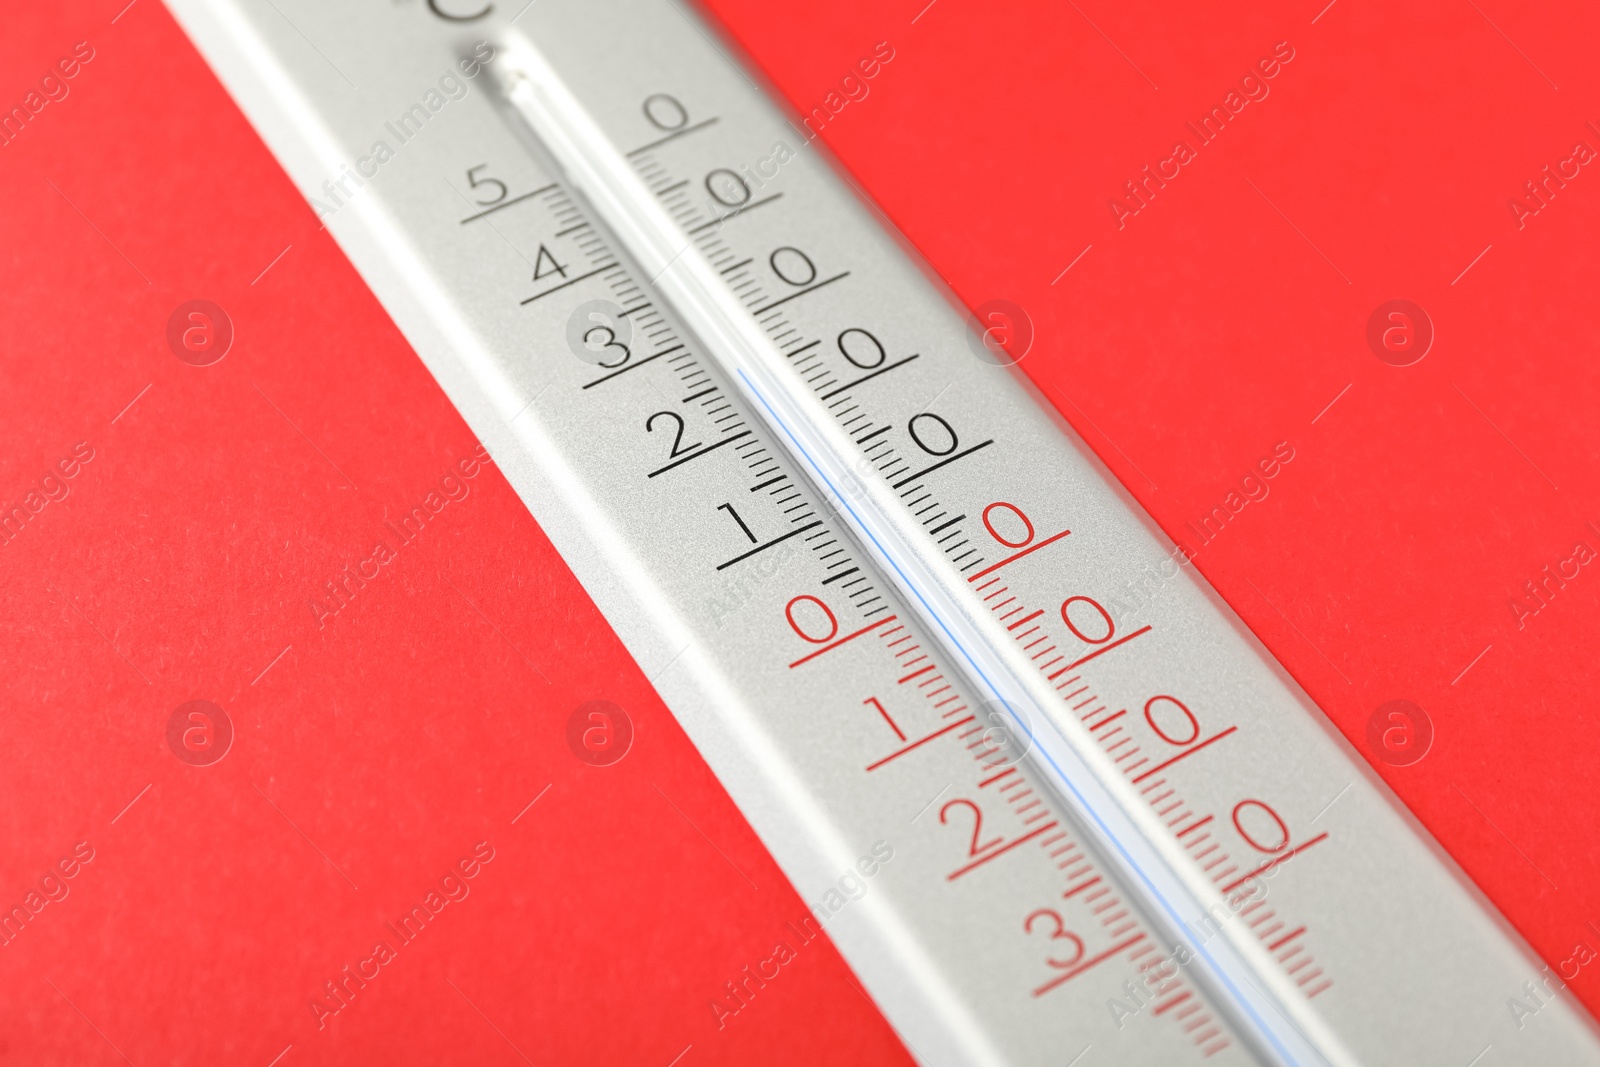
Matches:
[165,0,1600,1063]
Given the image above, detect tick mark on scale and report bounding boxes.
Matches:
[946,821,1057,880]
[687,193,784,236]
[584,343,685,390]
[458,183,558,224]
[1032,933,1147,996]
[1217,832,1328,894]
[819,353,921,399]
[716,520,820,570]
[750,270,848,313]
[626,116,720,157]
[890,439,995,489]
[648,430,752,477]
[1051,625,1149,675]
[520,262,618,305]
[966,528,1071,582]
[790,616,898,668]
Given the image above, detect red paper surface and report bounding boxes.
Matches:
[701,0,1600,1021]
[1,0,1595,1063]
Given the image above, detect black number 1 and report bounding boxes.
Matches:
[717,503,757,543]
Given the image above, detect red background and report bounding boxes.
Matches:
[706,0,1600,1014]
[0,0,1593,1063]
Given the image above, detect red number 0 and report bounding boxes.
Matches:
[982,502,1034,548]
[1060,594,1114,644]
[785,595,838,643]
[1143,695,1200,747]
[1232,799,1290,854]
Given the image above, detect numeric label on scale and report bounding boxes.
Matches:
[165,0,1600,1063]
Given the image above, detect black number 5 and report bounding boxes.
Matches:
[465,164,507,206]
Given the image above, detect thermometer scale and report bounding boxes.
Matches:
[163,1,1600,1063]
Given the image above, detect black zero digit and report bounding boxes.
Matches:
[643,93,689,131]
[705,169,751,209]
[427,0,492,21]
[837,328,886,370]
[908,412,959,456]
[769,247,817,287]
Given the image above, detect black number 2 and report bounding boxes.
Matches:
[646,411,702,458]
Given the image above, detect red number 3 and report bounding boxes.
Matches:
[1024,908,1085,969]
